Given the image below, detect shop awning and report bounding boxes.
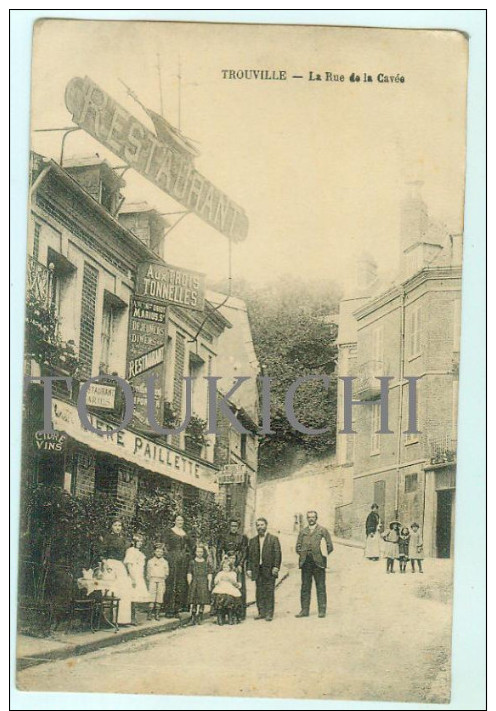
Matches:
[51,398,219,493]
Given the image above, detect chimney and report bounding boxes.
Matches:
[356,251,378,293]
[118,202,170,257]
[400,180,428,254]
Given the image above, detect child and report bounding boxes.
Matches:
[187,544,213,625]
[211,557,242,625]
[398,527,410,573]
[409,522,424,573]
[124,533,150,624]
[382,522,400,574]
[146,544,169,620]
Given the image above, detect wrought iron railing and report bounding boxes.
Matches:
[26,256,53,307]
[429,434,457,465]
[355,360,383,400]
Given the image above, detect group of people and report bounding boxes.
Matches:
[94,509,335,626]
[364,503,425,574]
[96,514,250,626]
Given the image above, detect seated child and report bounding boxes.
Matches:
[211,557,242,625]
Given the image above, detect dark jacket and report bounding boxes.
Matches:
[247,533,282,580]
[217,532,249,568]
[296,524,333,569]
[99,532,130,562]
[365,511,380,537]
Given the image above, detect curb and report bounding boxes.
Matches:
[17,571,290,671]
[17,613,191,671]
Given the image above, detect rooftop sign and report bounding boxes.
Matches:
[65,76,249,242]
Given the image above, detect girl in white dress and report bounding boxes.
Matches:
[124,534,150,624]
[211,557,242,625]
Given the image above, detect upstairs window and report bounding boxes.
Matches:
[407,305,422,359]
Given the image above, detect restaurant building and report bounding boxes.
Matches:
[24,150,258,526]
[333,184,462,558]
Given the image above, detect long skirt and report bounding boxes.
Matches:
[164,555,189,613]
[364,532,381,558]
[212,593,243,614]
[127,563,151,603]
[105,559,133,624]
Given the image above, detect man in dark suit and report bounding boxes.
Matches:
[217,518,249,619]
[247,517,282,622]
[295,510,333,618]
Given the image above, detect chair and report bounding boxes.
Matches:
[66,595,99,634]
[93,592,120,633]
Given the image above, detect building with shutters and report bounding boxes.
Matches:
[24,151,258,529]
[333,184,462,558]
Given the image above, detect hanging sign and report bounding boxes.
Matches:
[136,261,205,312]
[127,296,167,428]
[65,76,249,241]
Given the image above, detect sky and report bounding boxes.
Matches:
[30,20,468,290]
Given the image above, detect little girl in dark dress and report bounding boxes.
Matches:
[187,545,213,625]
[398,527,410,573]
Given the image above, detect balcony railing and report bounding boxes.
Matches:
[355,360,383,401]
[429,434,457,465]
[27,256,53,307]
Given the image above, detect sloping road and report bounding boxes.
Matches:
[17,544,452,703]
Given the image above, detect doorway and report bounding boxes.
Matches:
[436,489,453,558]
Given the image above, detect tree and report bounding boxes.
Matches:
[208,275,341,477]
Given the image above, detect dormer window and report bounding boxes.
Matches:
[64,158,125,215]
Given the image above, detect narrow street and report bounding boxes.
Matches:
[17,542,453,703]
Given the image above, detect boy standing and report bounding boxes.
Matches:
[146,544,169,620]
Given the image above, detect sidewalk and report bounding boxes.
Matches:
[16,569,290,671]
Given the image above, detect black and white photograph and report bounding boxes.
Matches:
[13,17,474,704]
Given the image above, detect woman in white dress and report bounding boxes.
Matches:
[124,533,150,624]
[364,504,381,560]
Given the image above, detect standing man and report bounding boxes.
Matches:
[217,518,249,619]
[295,510,333,619]
[247,517,282,622]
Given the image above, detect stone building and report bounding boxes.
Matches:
[334,185,462,558]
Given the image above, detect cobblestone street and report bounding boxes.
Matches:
[17,542,453,703]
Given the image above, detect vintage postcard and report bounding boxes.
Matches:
[15,18,470,704]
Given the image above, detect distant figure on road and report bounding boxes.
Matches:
[408,522,424,573]
[382,521,401,574]
[364,503,381,560]
[247,518,282,622]
[295,511,333,619]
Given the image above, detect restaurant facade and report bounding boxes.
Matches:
[23,148,259,551]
